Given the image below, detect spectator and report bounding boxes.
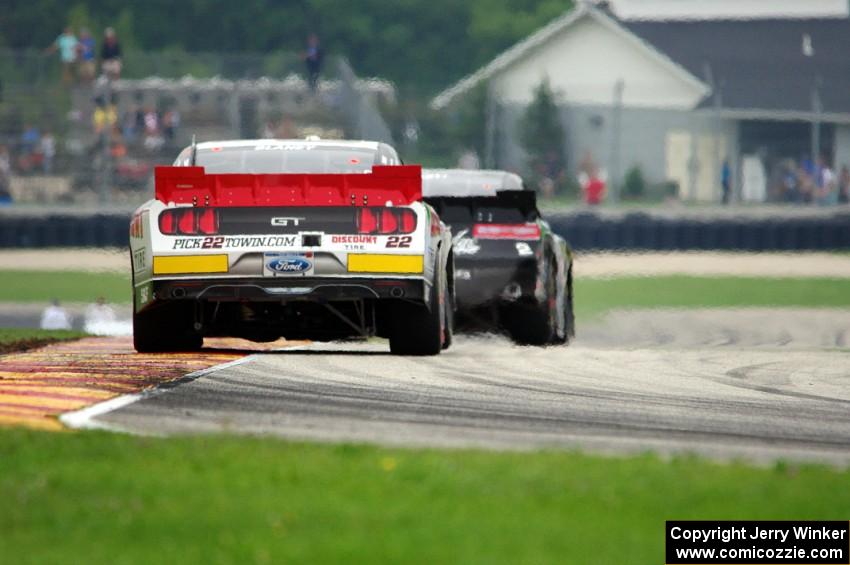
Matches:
[92,97,117,136]
[797,166,814,204]
[278,115,298,138]
[44,26,78,84]
[110,127,127,159]
[77,28,97,82]
[20,124,40,154]
[457,149,480,170]
[721,159,731,204]
[303,33,324,93]
[403,117,420,146]
[40,131,56,174]
[162,109,180,143]
[578,150,596,178]
[0,145,12,204]
[579,168,606,205]
[839,166,850,204]
[83,296,117,335]
[18,125,43,173]
[121,104,139,143]
[781,160,801,203]
[539,150,565,199]
[40,299,72,330]
[100,27,123,80]
[815,156,837,206]
[143,107,164,152]
[136,106,146,129]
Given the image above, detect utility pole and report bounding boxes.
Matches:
[811,76,823,163]
[609,79,624,204]
[229,83,241,138]
[98,80,113,205]
[484,82,496,169]
[704,62,725,203]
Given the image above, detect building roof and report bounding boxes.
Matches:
[624,17,850,118]
[607,0,849,21]
[430,4,707,110]
[432,2,850,121]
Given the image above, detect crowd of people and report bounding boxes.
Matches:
[6,126,57,176]
[45,26,123,84]
[773,157,850,205]
[93,96,181,156]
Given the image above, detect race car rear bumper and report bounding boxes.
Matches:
[455,258,539,309]
[147,276,427,305]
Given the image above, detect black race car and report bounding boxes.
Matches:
[423,169,574,345]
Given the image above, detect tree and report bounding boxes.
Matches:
[1,0,575,96]
[519,78,566,192]
[450,82,489,159]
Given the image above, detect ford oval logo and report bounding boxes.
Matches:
[267,257,312,273]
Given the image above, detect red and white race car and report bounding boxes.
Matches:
[129,139,454,355]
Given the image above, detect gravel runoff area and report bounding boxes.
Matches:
[2,248,850,278]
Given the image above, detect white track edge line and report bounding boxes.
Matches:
[59,354,260,432]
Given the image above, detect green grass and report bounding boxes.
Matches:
[574,276,850,321]
[1,429,847,564]
[2,270,849,323]
[0,270,130,304]
[0,328,87,353]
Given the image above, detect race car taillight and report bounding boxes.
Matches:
[400,209,416,233]
[159,208,220,235]
[357,207,417,235]
[197,208,219,235]
[380,209,398,234]
[472,223,541,240]
[177,209,196,234]
[357,208,379,234]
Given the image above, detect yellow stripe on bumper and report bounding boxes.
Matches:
[153,255,229,275]
[348,254,424,274]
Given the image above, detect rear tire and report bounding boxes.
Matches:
[388,266,444,356]
[552,269,575,345]
[133,302,203,353]
[504,262,556,346]
[441,267,454,350]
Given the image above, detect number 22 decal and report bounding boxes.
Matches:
[386,236,412,248]
[202,236,224,249]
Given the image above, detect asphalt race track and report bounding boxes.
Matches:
[93,308,850,465]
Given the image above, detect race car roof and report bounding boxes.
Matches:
[421,169,525,197]
[194,139,383,152]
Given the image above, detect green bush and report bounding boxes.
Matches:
[622,165,646,200]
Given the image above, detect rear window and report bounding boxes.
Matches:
[434,202,531,226]
[179,145,378,174]
[474,206,528,224]
[439,204,474,225]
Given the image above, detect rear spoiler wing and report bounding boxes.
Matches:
[424,190,540,220]
[155,165,422,207]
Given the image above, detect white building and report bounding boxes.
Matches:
[432,0,850,202]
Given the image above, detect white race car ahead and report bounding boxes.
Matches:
[129,139,454,355]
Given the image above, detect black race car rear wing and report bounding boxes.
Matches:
[424,190,540,223]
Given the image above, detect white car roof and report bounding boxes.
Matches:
[422,169,525,197]
[194,139,383,151]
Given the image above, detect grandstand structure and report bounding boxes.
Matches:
[0,49,395,206]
